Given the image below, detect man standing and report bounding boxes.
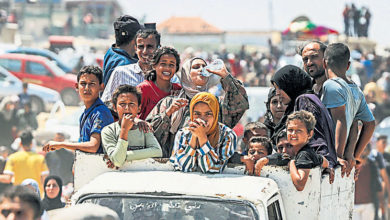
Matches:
[101,28,160,103]
[322,43,375,175]
[299,41,327,95]
[1,131,49,194]
[103,15,141,86]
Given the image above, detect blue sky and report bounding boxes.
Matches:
[119,0,389,46]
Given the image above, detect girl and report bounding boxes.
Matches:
[137,47,181,120]
[147,57,248,158]
[264,88,287,139]
[170,92,237,173]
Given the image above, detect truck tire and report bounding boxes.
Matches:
[30,95,45,113]
[61,88,79,106]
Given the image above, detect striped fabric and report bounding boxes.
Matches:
[170,123,237,173]
[101,63,144,102]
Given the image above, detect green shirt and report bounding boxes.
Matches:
[101,122,162,167]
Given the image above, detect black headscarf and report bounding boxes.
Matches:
[263,87,277,136]
[42,176,65,211]
[270,65,313,143]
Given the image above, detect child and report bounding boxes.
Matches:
[237,122,268,164]
[285,110,328,191]
[170,92,237,173]
[101,85,162,168]
[242,136,272,175]
[137,46,181,120]
[43,66,114,153]
[254,111,328,191]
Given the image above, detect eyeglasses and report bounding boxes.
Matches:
[1,209,25,218]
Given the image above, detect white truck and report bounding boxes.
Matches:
[71,151,354,220]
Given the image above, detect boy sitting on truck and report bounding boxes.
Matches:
[43,66,114,154]
[242,136,272,175]
[255,111,329,191]
[101,85,162,168]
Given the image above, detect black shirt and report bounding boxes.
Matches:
[295,144,323,169]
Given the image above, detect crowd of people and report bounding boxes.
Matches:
[343,3,372,37]
[0,14,388,220]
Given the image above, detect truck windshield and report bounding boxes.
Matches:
[79,194,258,220]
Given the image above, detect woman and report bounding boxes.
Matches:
[42,176,65,211]
[270,65,337,169]
[147,57,248,158]
[137,46,182,120]
[170,92,237,173]
[263,88,287,137]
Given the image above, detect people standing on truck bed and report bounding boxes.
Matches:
[103,15,141,86]
[102,28,161,104]
[43,66,114,154]
[170,92,237,173]
[322,43,375,176]
[270,65,338,173]
[137,46,182,120]
[147,57,249,158]
[263,87,288,139]
[101,85,162,168]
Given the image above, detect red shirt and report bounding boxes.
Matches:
[137,80,181,120]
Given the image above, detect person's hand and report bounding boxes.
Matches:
[121,113,135,131]
[354,160,362,181]
[329,168,335,184]
[43,141,62,152]
[206,64,229,78]
[166,98,188,117]
[337,157,349,178]
[241,155,256,175]
[345,156,356,177]
[254,158,269,176]
[134,118,153,133]
[103,155,119,170]
[188,119,208,138]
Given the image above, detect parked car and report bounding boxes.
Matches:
[0,53,79,106]
[7,47,73,73]
[0,65,61,113]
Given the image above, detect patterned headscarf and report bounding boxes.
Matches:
[189,92,220,148]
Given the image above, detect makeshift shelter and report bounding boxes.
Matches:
[282,16,339,40]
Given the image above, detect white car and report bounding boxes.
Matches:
[0,65,61,113]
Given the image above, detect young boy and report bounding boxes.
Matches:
[243,136,272,175]
[101,85,162,168]
[322,43,375,176]
[255,111,328,191]
[43,66,114,154]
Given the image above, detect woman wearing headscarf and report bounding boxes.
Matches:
[147,57,248,158]
[270,65,337,171]
[42,176,65,211]
[170,92,237,173]
[263,88,287,137]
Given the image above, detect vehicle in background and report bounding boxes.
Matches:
[71,152,354,220]
[0,53,80,106]
[0,65,61,113]
[7,47,73,73]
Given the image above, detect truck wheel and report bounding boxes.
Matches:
[30,95,44,113]
[61,89,79,106]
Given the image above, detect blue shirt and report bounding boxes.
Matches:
[79,98,114,153]
[322,77,375,137]
[103,45,137,86]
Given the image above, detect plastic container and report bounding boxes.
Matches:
[200,59,224,77]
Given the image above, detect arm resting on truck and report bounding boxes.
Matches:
[289,160,310,191]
